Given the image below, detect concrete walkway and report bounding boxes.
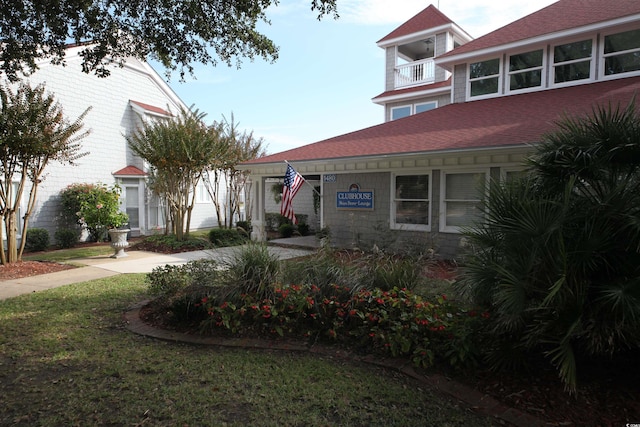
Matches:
[0,244,315,301]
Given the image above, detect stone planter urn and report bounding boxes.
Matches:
[108,228,130,258]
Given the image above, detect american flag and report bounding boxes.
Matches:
[281,163,304,224]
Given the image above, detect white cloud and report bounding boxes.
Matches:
[336,0,557,38]
[337,0,427,25]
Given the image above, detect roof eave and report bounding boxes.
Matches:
[377,23,472,48]
[372,84,451,105]
[238,143,534,172]
[437,13,640,69]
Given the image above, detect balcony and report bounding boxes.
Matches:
[395,58,435,88]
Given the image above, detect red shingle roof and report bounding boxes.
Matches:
[130,100,173,117]
[245,76,640,165]
[440,0,640,61]
[377,5,457,44]
[113,165,147,176]
[372,78,451,102]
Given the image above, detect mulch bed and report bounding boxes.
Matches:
[0,260,75,280]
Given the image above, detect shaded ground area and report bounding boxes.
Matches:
[2,243,639,426]
[140,298,640,426]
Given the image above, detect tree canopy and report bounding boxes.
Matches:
[0,0,339,82]
[204,113,266,228]
[127,106,226,240]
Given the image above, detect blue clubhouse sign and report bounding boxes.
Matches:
[336,184,374,210]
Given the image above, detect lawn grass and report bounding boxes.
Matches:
[0,275,494,426]
[22,244,115,262]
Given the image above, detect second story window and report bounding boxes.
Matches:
[553,39,592,84]
[390,101,437,121]
[415,101,437,114]
[391,106,412,120]
[509,49,543,91]
[603,28,640,76]
[469,58,500,97]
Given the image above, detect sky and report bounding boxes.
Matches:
[157,0,557,155]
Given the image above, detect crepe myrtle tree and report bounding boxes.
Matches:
[127,106,227,241]
[0,0,339,82]
[0,83,89,264]
[203,113,266,228]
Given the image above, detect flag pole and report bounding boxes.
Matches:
[284,160,321,197]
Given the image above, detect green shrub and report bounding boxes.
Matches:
[265,213,285,231]
[297,222,310,236]
[278,223,295,238]
[219,243,281,303]
[148,244,484,371]
[365,254,424,292]
[208,228,246,247]
[281,247,363,293]
[265,213,309,232]
[59,183,128,242]
[459,100,640,392]
[199,284,486,369]
[235,220,252,234]
[147,259,220,322]
[24,228,50,252]
[316,226,331,241]
[54,228,78,249]
[135,234,212,252]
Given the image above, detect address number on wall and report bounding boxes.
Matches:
[323,174,336,183]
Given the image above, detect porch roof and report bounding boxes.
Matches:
[372,78,451,103]
[113,165,147,177]
[129,100,173,117]
[243,76,640,166]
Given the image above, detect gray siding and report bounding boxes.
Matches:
[321,171,463,258]
[453,64,467,103]
[384,47,396,91]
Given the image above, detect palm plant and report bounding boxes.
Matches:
[459,100,640,392]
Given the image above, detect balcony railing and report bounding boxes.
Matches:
[394,58,435,88]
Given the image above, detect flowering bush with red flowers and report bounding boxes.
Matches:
[198,283,489,369]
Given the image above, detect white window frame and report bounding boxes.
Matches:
[415,101,438,114]
[506,48,546,94]
[439,169,489,233]
[195,181,212,204]
[390,105,412,121]
[147,193,166,232]
[390,101,438,121]
[467,57,502,100]
[390,171,432,231]
[551,36,595,88]
[600,26,640,80]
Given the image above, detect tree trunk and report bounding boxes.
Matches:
[18,179,39,260]
[5,211,18,263]
[0,213,7,265]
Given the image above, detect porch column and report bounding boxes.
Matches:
[250,176,267,242]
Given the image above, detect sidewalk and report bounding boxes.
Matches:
[0,244,315,301]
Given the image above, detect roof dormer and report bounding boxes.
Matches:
[377,5,472,91]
